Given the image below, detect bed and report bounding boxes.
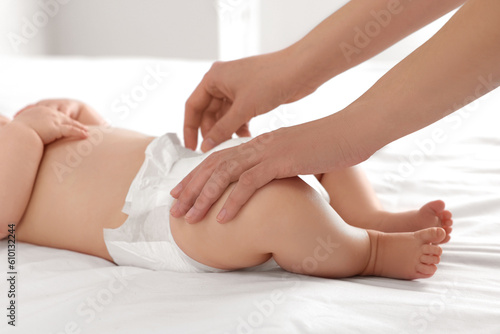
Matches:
[0,56,499,334]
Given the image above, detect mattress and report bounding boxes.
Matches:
[0,56,499,334]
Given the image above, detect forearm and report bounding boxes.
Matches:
[336,0,500,158]
[0,122,43,235]
[288,0,465,89]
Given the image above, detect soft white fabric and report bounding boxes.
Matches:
[0,57,499,334]
[103,133,206,272]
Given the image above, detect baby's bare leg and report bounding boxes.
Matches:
[170,177,444,279]
[317,166,382,222]
[318,167,452,237]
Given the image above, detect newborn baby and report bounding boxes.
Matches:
[0,99,453,279]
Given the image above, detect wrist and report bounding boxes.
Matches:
[274,45,326,101]
[8,120,44,148]
[324,108,381,166]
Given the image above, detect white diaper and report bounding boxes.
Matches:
[103,133,330,273]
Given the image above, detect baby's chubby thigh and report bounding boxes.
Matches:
[169,176,318,271]
[169,181,272,271]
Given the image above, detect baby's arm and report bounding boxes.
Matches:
[0,107,88,239]
[17,99,108,126]
[0,122,43,239]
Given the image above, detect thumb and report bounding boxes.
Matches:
[201,103,248,152]
[235,122,251,138]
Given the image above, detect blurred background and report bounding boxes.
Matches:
[1,0,455,63]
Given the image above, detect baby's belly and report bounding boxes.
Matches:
[17,126,155,260]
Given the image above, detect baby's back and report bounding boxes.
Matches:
[17,126,154,261]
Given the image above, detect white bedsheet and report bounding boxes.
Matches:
[0,56,499,334]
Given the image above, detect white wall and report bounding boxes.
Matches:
[1,0,221,60]
[217,0,260,60]
[47,0,220,59]
[0,0,457,64]
[0,0,50,55]
[258,0,348,54]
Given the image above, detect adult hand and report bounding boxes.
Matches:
[13,106,88,145]
[171,113,370,224]
[184,49,319,152]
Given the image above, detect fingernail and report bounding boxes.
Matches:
[170,202,179,216]
[170,183,182,197]
[216,208,226,223]
[185,207,196,222]
[202,138,216,151]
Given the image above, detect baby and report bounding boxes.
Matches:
[0,99,452,279]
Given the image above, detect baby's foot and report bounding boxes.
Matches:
[415,200,453,242]
[362,227,446,280]
[376,200,453,241]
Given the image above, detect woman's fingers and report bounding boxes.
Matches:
[200,98,223,138]
[184,59,266,152]
[169,153,222,216]
[170,168,195,199]
[170,139,262,223]
[235,122,251,138]
[184,156,245,223]
[217,163,275,223]
[200,101,248,152]
[184,76,215,150]
[170,132,287,224]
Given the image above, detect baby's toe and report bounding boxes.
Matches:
[422,244,443,256]
[443,218,453,227]
[420,254,440,265]
[423,200,446,215]
[438,211,453,225]
[416,227,446,244]
[441,235,451,244]
[416,263,438,277]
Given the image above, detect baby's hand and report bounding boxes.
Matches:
[13,106,88,145]
[16,98,84,119]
